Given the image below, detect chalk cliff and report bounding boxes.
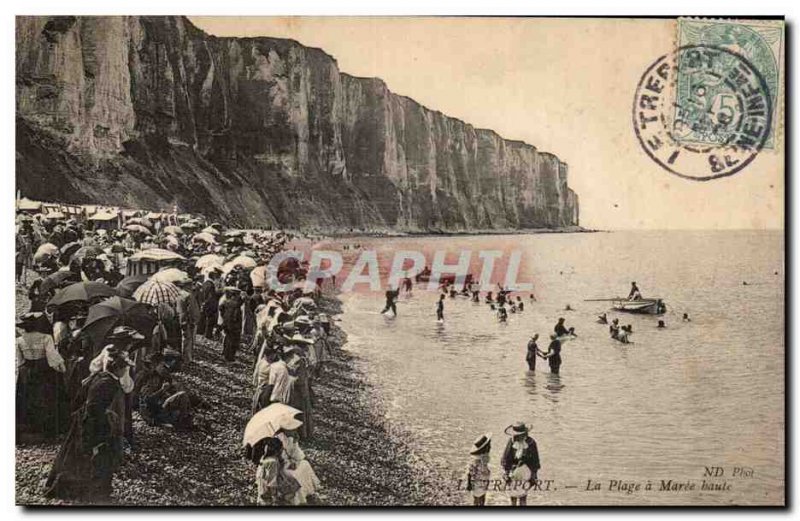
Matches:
[16,16,579,230]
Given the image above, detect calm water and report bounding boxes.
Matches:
[336,231,784,505]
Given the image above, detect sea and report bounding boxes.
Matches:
[335,230,784,505]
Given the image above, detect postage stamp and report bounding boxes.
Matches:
[633,43,773,181]
[676,18,784,150]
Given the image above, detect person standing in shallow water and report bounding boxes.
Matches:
[543,335,562,374]
[436,294,445,322]
[525,334,539,371]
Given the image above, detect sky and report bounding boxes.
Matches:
[190,17,784,230]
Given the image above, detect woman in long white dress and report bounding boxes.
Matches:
[275,429,320,505]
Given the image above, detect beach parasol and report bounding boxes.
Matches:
[60,241,82,260]
[129,248,184,262]
[48,281,117,307]
[126,217,153,229]
[115,274,149,298]
[223,256,257,273]
[195,254,225,269]
[133,279,181,307]
[250,265,269,288]
[33,243,59,263]
[125,224,152,235]
[72,245,104,263]
[242,403,303,448]
[201,226,221,236]
[163,225,183,236]
[193,232,218,244]
[82,296,155,351]
[40,270,82,294]
[151,268,190,285]
[224,230,244,238]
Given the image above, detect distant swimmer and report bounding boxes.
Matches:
[565,304,573,311]
[529,293,537,302]
[554,317,575,337]
[436,294,445,322]
[617,325,633,344]
[509,302,517,314]
[743,281,749,286]
[402,277,413,292]
[597,313,608,324]
[516,296,524,312]
[497,305,508,323]
[657,320,666,328]
[485,292,494,304]
[682,313,691,322]
[609,318,620,339]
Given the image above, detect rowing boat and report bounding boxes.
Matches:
[611,298,666,315]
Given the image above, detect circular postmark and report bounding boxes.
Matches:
[633,44,772,181]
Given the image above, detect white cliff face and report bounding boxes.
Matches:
[16,15,579,230]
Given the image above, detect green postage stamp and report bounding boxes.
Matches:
[676,18,784,149]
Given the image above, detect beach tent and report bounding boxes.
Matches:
[126,248,185,276]
[16,197,42,213]
[89,210,120,230]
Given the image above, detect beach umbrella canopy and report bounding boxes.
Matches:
[238,249,258,259]
[180,222,198,231]
[115,274,149,298]
[151,268,190,285]
[33,243,59,263]
[72,245,104,263]
[125,224,152,235]
[48,281,117,308]
[40,270,82,295]
[60,241,82,260]
[83,296,155,351]
[129,248,184,262]
[201,226,221,236]
[242,403,303,448]
[126,217,153,229]
[224,230,244,238]
[223,256,257,273]
[133,279,181,307]
[195,254,225,269]
[192,232,217,244]
[163,225,183,236]
[250,266,269,289]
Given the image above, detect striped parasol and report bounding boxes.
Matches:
[133,279,181,307]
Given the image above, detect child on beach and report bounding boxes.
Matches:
[466,434,492,506]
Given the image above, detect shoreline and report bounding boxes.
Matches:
[15,284,459,506]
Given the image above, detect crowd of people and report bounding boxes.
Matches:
[15,210,332,505]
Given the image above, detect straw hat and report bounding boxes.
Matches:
[470,433,492,455]
[504,422,529,436]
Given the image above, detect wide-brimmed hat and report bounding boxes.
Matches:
[504,422,529,436]
[470,433,492,455]
[16,312,45,327]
